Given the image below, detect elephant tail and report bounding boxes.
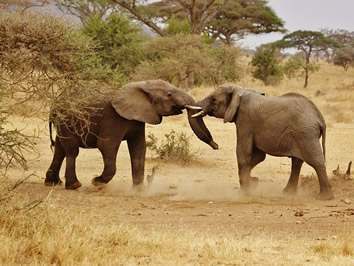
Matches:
[49,121,55,152]
[320,124,326,163]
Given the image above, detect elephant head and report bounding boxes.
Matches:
[192,85,265,123]
[112,80,219,149]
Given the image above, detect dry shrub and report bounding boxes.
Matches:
[0,11,116,172]
[133,34,241,88]
[146,130,196,163]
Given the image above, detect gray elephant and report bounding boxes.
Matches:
[192,84,334,200]
[45,80,218,190]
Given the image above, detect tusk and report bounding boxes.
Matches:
[185,105,202,110]
[191,110,205,118]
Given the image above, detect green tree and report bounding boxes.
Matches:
[207,0,285,45]
[333,46,354,71]
[165,16,191,35]
[113,0,285,45]
[251,48,282,85]
[321,28,354,62]
[82,12,145,81]
[274,30,340,88]
[281,56,303,79]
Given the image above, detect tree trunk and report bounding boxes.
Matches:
[304,67,309,88]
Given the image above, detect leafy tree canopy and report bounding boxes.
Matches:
[133,34,241,88]
[82,12,145,80]
[274,30,340,63]
[112,0,285,45]
[333,46,354,71]
[251,48,282,85]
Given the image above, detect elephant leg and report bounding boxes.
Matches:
[64,146,81,190]
[251,148,266,169]
[283,157,303,194]
[248,148,266,188]
[236,135,255,191]
[127,128,146,187]
[45,137,65,186]
[92,146,119,186]
[302,144,334,200]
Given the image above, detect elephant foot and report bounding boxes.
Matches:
[92,177,108,187]
[316,189,334,200]
[132,183,145,193]
[45,170,63,186]
[283,185,297,195]
[239,176,259,196]
[44,178,62,186]
[65,180,82,190]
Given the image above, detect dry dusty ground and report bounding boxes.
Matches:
[9,113,354,242]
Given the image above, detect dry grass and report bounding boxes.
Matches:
[1,191,354,265]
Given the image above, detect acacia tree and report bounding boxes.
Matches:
[111,0,284,44]
[333,46,354,71]
[274,30,340,88]
[207,0,285,45]
[321,28,354,62]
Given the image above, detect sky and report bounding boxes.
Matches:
[240,0,354,49]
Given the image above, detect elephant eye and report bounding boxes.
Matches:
[211,96,216,102]
[167,92,172,98]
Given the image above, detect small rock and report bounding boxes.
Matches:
[296,220,302,224]
[228,213,232,217]
[342,199,351,204]
[208,201,214,205]
[294,210,304,217]
[331,235,338,240]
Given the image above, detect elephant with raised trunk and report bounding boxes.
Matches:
[192,84,334,200]
[45,80,218,190]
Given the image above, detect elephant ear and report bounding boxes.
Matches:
[224,90,240,123]
[111,86,161,125]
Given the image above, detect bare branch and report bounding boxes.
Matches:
[112,0,169,37]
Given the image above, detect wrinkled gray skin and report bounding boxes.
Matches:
[45,80,217,190]
[196,84,334,200]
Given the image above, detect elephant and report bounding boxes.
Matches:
[192,84,334,200]
[45,80,218,190]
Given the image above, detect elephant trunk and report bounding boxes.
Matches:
[185,97,218,150]
[175,89,218,150]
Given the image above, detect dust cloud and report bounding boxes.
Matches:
[84,174,286,201]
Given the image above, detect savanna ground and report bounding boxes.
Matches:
[1,62,354,265]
